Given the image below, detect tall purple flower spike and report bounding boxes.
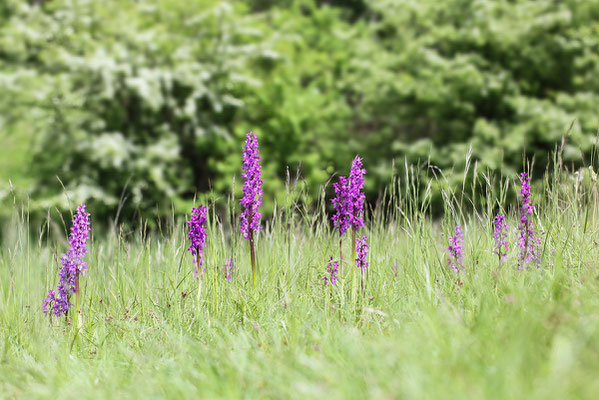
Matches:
[518,172,541,268]
[240,131,263,287]
[240,131,263,240]
[187,205,208,279]
[448,224,464,273]
[323,257,339,286]
[355,235,369,293]
[43,204,90,317]
[331,176,351,236]
[332,156,366,276]
[348,156,366,231]
[355,236,369,272]
[331,175,350,275]
[493,213,509,266]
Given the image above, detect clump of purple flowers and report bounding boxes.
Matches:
[355,235,369,293]
[348,156,366,231]
[240,131,263,239]
[493,213,509,268]
[323,257,339,286]
[447,224,464,273]
[518,172,541,268]
[240,131,263,287]
[331,175,350,273]
[332,176,351,236]
[349,157,366,277]
[331,156,366,275]
[43,204,90,318]
[187,205,208,280]
[222,258,236,282]
[355,236,369,272]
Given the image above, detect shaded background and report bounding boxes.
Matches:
[1,0,599,225]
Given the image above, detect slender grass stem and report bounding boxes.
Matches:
[75,273,81,329]
[339,237,343,276]
[196,252,202,304]
[351,229,356,269]
[249,228,256,288]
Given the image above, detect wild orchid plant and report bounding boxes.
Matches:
[493,213,509,270]
[43,204,90,324]
[331,156,366,275]
[348,156,366,263]
[355,235,369,293]
[448,224,464,273]
[518,172,541,269]
[331,176,350,273]
[323,257,339,286]
[187,205,208,301]
[240,131,263,287]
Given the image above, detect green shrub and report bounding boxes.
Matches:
[1,0,599,222]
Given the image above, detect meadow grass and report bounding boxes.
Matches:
[2,162,599,399]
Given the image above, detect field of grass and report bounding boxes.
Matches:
[2,165,599,399]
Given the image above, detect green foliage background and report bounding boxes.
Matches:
[1,0,599,221]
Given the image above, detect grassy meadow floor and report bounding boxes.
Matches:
[2,176,599,399]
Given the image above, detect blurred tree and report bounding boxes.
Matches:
[1,0,277,220]
[340,0,599,188]
[1,0,599,222]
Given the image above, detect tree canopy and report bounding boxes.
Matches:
[2,0,598,221]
